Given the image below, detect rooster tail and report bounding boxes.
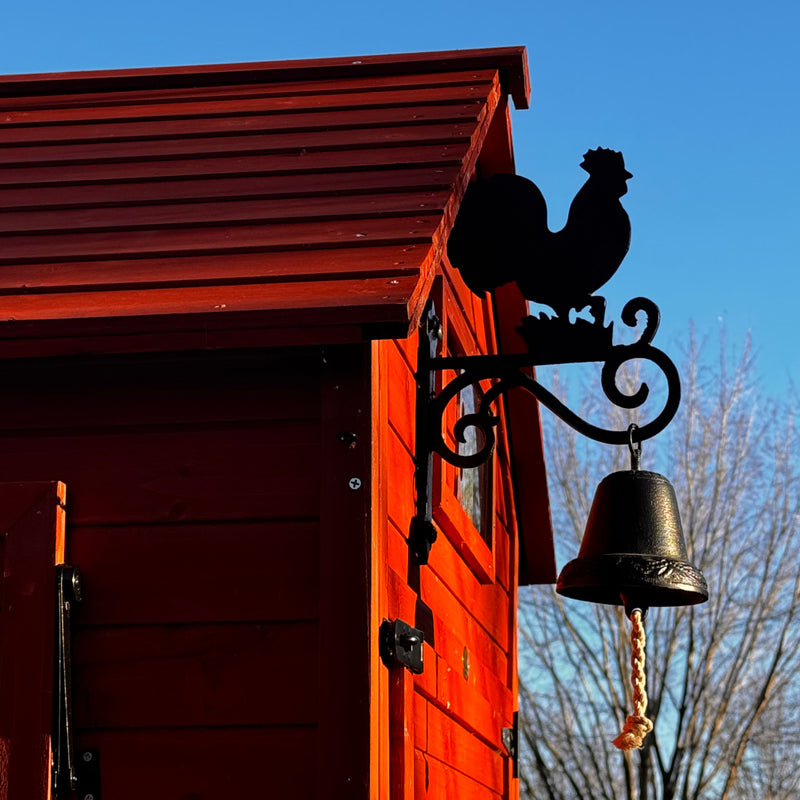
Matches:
[447,173,548,296]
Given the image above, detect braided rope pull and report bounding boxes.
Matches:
[613,608,653,750]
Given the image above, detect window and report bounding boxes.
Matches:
[456,381,492,545]
[431,283,496,583]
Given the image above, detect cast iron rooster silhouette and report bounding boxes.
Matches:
[447,148,632,322]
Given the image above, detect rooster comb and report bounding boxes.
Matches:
[580,147,630,175]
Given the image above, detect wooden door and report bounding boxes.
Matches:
[0,348,374,798]
[0,482,67,800]
[378,308,519,799]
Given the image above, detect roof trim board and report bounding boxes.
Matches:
[0,47,531,109]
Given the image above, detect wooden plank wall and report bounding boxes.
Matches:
[0,349,328,798]
[375,268,518,799]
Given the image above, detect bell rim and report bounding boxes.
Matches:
[556,552,709,607]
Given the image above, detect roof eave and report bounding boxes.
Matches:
[0,46,531,109]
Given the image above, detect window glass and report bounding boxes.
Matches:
[456,379,492,545]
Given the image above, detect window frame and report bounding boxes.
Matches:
[431,282,497,584]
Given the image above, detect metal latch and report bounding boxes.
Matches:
[379,619,425,674]
[53,565,83,797]
[502,710,519,778]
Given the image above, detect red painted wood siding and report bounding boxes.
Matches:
[374,265,520,799]
[0,347,372,798]
[0,49,529,354]
[0,48,552,799]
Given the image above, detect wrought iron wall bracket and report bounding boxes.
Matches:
[409,297,681,564]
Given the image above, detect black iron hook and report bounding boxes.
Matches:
[627,423,641,471]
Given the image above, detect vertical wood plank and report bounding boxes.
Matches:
[389,668,416,800]
[0,482,66,800]
[415,749,430,798]
[372,340,392,799]
[318,344,373,799]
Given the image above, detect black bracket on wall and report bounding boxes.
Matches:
[379,619,425,674]
[409,297,681,564]
[502,711,519,778]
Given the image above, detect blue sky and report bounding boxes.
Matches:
[3,0,800,395]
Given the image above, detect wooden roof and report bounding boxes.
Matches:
[0,47,530,356]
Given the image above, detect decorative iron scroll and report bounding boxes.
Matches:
[409,298,681,563]
[426,297,679,468]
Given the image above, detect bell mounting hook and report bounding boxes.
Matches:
[627,423,642,471]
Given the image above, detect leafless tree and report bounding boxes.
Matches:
[518,332,800,800]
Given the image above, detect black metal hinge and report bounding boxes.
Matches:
[502,711,519,778]
[53,565,81,796]
[75,749,102,800]
[53,565,101,799]
[379,619,425,674]
[409,303,442,565]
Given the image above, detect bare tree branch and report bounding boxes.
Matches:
[519,332,800,800]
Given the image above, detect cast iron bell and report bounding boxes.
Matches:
[556,467,708,612]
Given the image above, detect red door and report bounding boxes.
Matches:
[0,482,66,800]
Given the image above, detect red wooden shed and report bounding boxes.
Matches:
[0,47,554,799]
